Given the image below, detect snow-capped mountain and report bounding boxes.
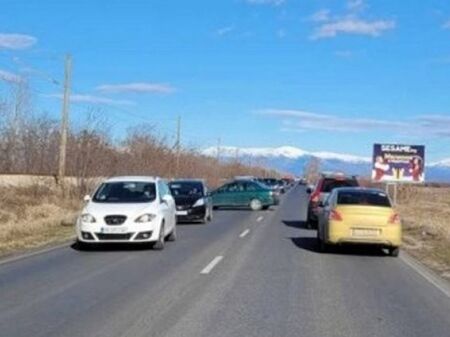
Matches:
[203,146,450,182]
[203,146,370,164]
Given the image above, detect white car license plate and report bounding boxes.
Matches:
[176,211,188,216]
[101,227,128,234]
[352,228,380,237]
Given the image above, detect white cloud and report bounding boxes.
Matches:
[0,69,23,83]
[0,33,37,50]
[215,25,235,36]
[311,18,395,39]
[347,0,365,11]
[260,109,408,133]
[95,82,175,94]
[310,9,330,23]
[44,93,135,106]
[443,20,450,29]
[245,0,285,6]
[258,109,450,138]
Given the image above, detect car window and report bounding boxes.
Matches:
[321,178,358,193]
[226,182,244,192]
[244,182,260,191]
[93,182,157,203]
[158,181,170,200]
[337,191,391,207]
[169,182,204,197]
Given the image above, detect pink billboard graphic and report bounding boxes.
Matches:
[372,144,425,183]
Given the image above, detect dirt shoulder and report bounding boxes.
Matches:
[0,184,80,257]
[397,186,450,281]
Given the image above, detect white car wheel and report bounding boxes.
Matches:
[250,199,262,211]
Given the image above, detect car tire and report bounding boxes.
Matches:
[317,229,327,253]
[167,225,177,242]
[388,247,399,257]
[153,223,165,250]
[207,208,213,221]
[74,239,89,251]
[250,199,263,211]
[262,205,270,210]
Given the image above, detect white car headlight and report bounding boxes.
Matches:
[193,198,205,207]
[135,214,157,223]
[81,213,96,223]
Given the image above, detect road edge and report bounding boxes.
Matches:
[400,251,450,298]
[0,237,75,267]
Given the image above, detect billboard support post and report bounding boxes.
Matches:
[385,182,398,206]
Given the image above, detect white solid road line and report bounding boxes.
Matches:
[400,252,450,298]
[200,256,224,275]
[0,240,74,267]
[239,229,250,238]
[256,216,264,222]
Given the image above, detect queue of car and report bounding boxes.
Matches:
[75,172,401,257]
[307,172,402,257]
[76,175,288,249]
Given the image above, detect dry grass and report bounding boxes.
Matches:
[396,185,450,280]
[0,184,81,256]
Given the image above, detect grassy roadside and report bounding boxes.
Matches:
[0,184,80,257]
[397,186,450,281]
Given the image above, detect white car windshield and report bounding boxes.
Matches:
[93,182,156,203]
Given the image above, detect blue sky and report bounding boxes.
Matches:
[1,0,450,162]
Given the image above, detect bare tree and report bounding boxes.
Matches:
[304,157,321,184]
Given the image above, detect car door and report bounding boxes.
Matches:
[158,181,173,233]
[162,182,176,230]
[319,192,334,241]
[211,184,228,206]
[243,182,262,205]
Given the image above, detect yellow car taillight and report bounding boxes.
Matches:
[329,210,343,221]
[388,213,401,224]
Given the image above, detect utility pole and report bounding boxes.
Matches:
[58,54,72,185]
[175,116,181,177]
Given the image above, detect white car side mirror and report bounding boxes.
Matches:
[83,195,91,202]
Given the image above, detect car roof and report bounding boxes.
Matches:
[320,172,357,180]
[104,176,158,183]
[170,179,205,184]
[333,187,386,194]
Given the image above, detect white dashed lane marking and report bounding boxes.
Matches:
[239,229,250,238]
[200,256,223,275]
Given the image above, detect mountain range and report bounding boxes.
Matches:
[202,146,450,182]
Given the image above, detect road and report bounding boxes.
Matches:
[0,185,449,337]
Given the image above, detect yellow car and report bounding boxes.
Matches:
[317,187,401,256]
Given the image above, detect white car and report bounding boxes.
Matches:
[76,176,177,250]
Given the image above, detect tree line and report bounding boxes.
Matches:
[0,83,277,187]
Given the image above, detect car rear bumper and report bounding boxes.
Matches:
[327,222,402,247]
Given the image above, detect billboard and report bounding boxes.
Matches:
[372,144,425,183]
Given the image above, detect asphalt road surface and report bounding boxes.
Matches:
[1,185,449,337]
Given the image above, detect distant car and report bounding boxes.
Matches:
[317,188,401,256]
[281,178,295,188]
[259,178,285,194]
[76,176,177,250]
[307,173,359,228]
[169,179,213,224]
[211,180,279,211]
